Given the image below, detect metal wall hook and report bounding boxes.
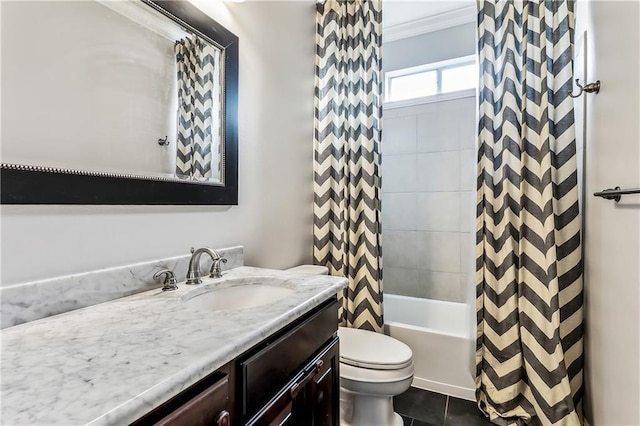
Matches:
[158,136,170,146]
[569,78,601,98]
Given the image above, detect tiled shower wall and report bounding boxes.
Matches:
[382,96,476,303]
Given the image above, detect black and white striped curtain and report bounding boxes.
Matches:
[313,0,384,332]
[175,36,220,180]
[476,1,583,425]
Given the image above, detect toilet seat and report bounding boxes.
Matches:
[340,361,415,385]
[338,327,413,370]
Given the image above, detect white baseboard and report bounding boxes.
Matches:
[411,376,476,401]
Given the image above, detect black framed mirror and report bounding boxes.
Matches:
[0,0,238,205]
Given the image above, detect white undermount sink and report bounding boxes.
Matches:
[182,281,294,312]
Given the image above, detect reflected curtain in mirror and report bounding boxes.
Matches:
[175,36,222,181]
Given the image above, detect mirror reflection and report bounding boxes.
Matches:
[1,0,224,184]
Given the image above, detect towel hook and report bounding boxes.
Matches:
[157,136,170,146]
[569,78,601,98]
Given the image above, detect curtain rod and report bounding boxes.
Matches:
[593,186,640,202]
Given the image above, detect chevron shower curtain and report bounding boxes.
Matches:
[175,36,220,180]
[313,0,384,332]
[476,1,583,425]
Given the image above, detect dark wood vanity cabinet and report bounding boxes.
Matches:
[132,297,339,426]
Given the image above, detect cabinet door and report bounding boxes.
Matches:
[245,360,317,426]
[310,337,339,426]
[246,336,339,426]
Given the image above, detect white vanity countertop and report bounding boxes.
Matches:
[1,267,347,426]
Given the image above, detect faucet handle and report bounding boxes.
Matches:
[153,269,178,291]
[209,257,227,279]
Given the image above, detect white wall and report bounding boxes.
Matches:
[577,1,640,424]
[0,0,317,286]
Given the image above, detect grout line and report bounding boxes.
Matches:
[443,396,450,426]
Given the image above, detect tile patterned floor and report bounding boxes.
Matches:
[394,387,492,426]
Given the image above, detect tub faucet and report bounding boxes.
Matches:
[186,247,220,285]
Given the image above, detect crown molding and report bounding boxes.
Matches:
[384,5,477,43]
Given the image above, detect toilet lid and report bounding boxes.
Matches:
[286,265,329,275]
[338,327,413,370]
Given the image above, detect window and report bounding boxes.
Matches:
[385,55,477,103]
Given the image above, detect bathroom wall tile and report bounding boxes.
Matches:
[416,152,460,192]
[417,111,459,153]
[460,273,475,302]
[383,108,402,119]
[455,97,478,151]
[459,233,476,276]
[417,192,460,232]
[459,149,476,192]
[384,267,419,298]
[459,191,476,233]
[384,102,427,118]
[384,116,418,155]
[459,133,478,152]
[383,193,418,231]
[389,101,435,118]
[418,97,476,152]
[416,232,461,273]
[382,154,418,193]
[416,270,465,303]
[384,230,419,269]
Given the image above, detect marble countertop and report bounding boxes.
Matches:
[1,267,347,426]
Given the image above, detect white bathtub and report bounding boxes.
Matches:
[384,294,476,401]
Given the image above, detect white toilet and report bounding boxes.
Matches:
[287,265,415,426]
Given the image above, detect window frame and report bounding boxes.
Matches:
[384,55,477,108]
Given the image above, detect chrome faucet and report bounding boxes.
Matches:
[186,247,224,284]
[210,257,227,279]
[153,269,178,291]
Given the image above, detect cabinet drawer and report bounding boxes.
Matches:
[131,369,231,426]
[240,299,338,419]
